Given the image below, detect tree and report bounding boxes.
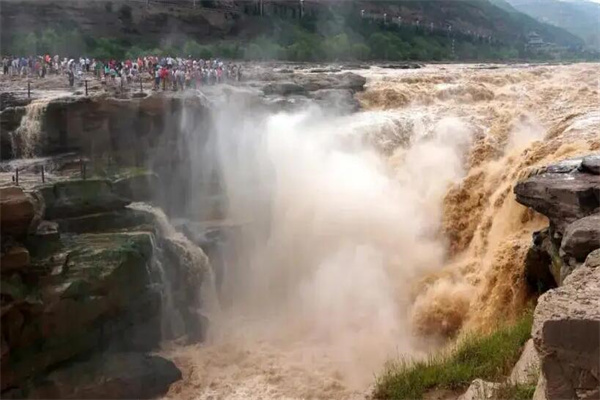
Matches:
[18,33,38,55]
[368,32,392,60]
[323,33,351,60]
[351,43,371,60]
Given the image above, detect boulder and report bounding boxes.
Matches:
[532,266,600,400]
[0,186,35,237]
[561,215,600,262]
[26,220,61,258]
[514,161,600,234]
[581,155,600,175]
[28,352,181,399]
[37,179,130,219]
[113,172,159,202]
[510,339,540,385]
[584,249,600,269]
[0,246,30,273]
[458,379,500,400]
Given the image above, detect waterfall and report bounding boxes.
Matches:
[129,203,219,343]
[11,93,69,159]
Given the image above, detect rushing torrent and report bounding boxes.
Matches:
[164,63,600,399]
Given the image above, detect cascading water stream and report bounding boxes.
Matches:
[11,93,68,158]
[128,202,220,342]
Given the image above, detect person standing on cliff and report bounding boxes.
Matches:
[154,66,160,90]
[67,69,74,87]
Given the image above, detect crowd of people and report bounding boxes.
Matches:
[1,55,244,90]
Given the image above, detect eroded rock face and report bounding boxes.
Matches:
[0,186,35,238]
[1,232,159,391]
[581,155,600,175]
[38,179,130,219]
[515,172,600,234]
[517,156,600,286]
[561,214,600,262]
[0,179,216,397]
[524,228,561,290]
[532,266,600,400]
[518,156,600,400]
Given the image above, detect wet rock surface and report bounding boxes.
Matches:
[581,155,600,175]
[0,178,215,397]
[38,179,130,219]
[561,214,600,262]
[25,353,181,399]
[113,172,160,202]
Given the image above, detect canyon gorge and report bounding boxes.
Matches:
[1,62,599,399]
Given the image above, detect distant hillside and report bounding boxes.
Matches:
[0,0,589,61]
[504,0,600,48]
[353,0,582,46]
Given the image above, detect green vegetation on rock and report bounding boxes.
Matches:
[373,312,533,399]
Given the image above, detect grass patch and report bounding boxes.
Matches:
[373,312,533,399]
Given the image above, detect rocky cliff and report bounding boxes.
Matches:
[0,177,209,398]
[0,69,367,398]
[514,155,600,400]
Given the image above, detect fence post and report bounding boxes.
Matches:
[15,168,19,186]
[85,80,88,96]
[41,165,45,183]
[140,79,143,93]
[27,81,31,98]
